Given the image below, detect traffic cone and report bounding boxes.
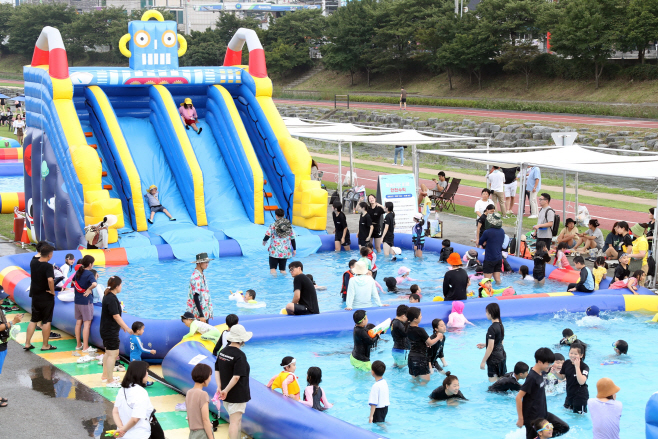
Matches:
[21,220,30,245]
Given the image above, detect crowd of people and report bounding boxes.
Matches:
[0,98,26,146]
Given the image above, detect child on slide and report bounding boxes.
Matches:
[144,185,176,224]
[179,98,202,135]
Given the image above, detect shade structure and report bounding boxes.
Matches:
[13,96,25,102]
[0,93,9,99]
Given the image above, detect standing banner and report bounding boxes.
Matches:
[376,173,416,235]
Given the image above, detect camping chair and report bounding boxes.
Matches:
[429,177,451,201]
[435,178,461,212]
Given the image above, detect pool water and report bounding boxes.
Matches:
[0,176,24,192]
[245,310,655,439]
[94,249,568,320]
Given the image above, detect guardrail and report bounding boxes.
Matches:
[335,94,349,109]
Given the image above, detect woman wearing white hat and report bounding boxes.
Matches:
[214,324,252,439]
[84,215,117,250]
[345,261,388,311]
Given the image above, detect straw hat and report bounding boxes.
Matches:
[353,260,368,275]
[446,252,462,266]
[631,223,645,237]
[596,377,620,398]
[226,324,252,343]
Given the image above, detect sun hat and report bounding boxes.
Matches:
[413,212,423,221]
[192,252,214,264]
[391,246,402,255]
[184,97,193,105]
[226,324,252,343]
[486,212,503,229]
[586,305,600,317]
[631,223,645,237]
[181,311,195,320]
[149,185,157,191]
[596,377,620,398]
[353,260,368,275]
[466,249,478,260]
[398,266,411,275]
[446,252,462,266]
[103,215,118,228]
[520,234,527,242]
[479,278,493,286]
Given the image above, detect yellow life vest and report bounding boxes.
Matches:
[270,371,300,395]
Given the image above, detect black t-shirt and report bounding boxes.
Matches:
[520,369,547,422]
[293,274,319,314]
[427,333,445,363]
[352,325,376,362]
[613,264,630,282]
[215,346,251,403]
[429,386,467,401]
[559,359,589,400]
[383,212,395,242]
[443,268,469,301]
[30,260,55,303]
[477,213,489,238]
[390,318,410,350]
[406,326,429,357]
[488,372,521,393]
[0,308,9,352]
[358,213,373,240]
[486,322,506,362]
[333,211,348,234]
[533,250,550,277]
[100,293,122,339]
[367,205,385,230]
[621,233,634,251]
[502,167,520,185]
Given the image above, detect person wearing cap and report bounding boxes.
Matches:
[181,311,222,344]
[214,324,252,439]
[443,253,470,301]
[345,261,386,311]
[350,310,378,371]
[186,253,214,323]
[144,185,176,224]
[179,97,202,134]
[588,378,622,439]
[628,223,649,284]
[479,212,506,285]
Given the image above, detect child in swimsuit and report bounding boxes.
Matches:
[267,356,300,401]
[609,269,644,294]
[181,312,221,344]
[412,213,425,258]
[553,242,573,270]
[301,367,333,411]
[396,266,417,285]
[447,301,474,329]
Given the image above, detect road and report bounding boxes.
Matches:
[275,98,658,129]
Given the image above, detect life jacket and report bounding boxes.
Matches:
[519,241,532,260]
[366,252,377,271]
[270,371,300,396]
[340,270,355,296]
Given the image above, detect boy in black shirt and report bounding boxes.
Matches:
[488,361,528,393]
[332,201,351,252]
[390,305,410,368]
[554,342,589,414]
[428,318,447,374]
[351,310,377,371]
[516,348,570,439]
[24,244,57,351]
[439,239,453,263]
[286,261,320,315]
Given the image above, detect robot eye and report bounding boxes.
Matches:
[134,30,151,48]
[162,31,177,48]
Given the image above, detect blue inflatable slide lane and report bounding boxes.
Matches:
[162,342,386,439]
[648,392,658,439]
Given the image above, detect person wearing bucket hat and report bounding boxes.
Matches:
[144,185,176,224]
[588,378,622,438]
[345,261,386,310]
[179,97,202,134]
[263,208,296,275]
[214,324,252,438]
[186,253,214,323]
[443,253,470,301]
[628,222,649,282]
[479,212,506,285]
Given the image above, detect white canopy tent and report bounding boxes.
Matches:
[417,145,658,289]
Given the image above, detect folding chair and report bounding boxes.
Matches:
[436,178,461,212]
[429,177,451,201]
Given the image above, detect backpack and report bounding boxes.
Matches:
[545,208,560,237]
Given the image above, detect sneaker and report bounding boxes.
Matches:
[147,219,153,224]
[146,381,154,387]
[114,365,126,372]
[83,347,98,354]
[175,402,187,411]
[97,354,104,365]
[170,217,176,221]
[49,333,62,339]
[185,124,190,130]
[106,381,121,388]
[197,127,202,135]
[75,345,83,350]
[528,215,538,219]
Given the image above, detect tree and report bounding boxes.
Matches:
[624,0,658,64]
[321,0,376,86]
[547,0,622,89]
[62,7,131,64]
[6,4,78,58]
[496,41,540,89]
[416,0,460,89]
[476,0,547,45]
[0,4,15,54]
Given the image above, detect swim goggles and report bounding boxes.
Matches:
[537,423,554,433]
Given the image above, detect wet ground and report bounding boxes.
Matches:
[0,341,117,438]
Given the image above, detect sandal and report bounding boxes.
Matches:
[77,355,94,364]
[40,345,57,351]
[114,365,126,372]
[105,382,121,388]
[0,401,7,408]
[23,345,35,350]
[0,397,7,403]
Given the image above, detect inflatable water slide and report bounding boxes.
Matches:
[22,10,327,253]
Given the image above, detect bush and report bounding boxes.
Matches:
[624,64,658,81]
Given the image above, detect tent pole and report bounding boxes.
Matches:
[515,163,528,256]
[575,172,579,220]
[563,171,566,220]
[349,142,354,187]
[412,144,419,194]
[338,141,343,197]
[651,192,658,290]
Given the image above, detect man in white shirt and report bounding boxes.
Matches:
[486,166,506,216]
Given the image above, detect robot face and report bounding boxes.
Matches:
[128,20,179,70]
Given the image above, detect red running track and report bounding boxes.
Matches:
[319,162,649,230]
[275,98,658,129]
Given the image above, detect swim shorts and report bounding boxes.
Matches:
[483,259,502,274]
[335,230,351,246]
[292,304,311,315]
[391,349,408,366]
[413,243,425,251]
[533,272,545,282]
[269,257,287,271]
[372,406,388,423]
[350,354,372,372]
[183,118,196,126]
[372,225,383,239]
[224,402,247,415]
[564,396,588,414]
[486,356,507,378]
[150,205,165,213]
[30,300,54,324]
[408,354,430,377]
[358,238,369,247]
[102,337,120,351]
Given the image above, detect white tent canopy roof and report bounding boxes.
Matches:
[418,145,658,180]
[290,128,486,145]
